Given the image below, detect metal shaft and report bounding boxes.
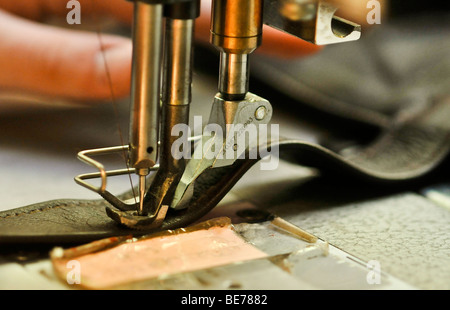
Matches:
[218,52,249,100]
[210,0,263,54]
[210,0,263,99]
[128,2,163,214]
[143,17,195,216]
[162,19,195,107]
[161,18,194,169]
[128,2,163,175]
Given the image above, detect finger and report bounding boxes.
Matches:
[0,0,320,59]
[0,10,131,102]
[0,0,133,24]
[259,26,322,58]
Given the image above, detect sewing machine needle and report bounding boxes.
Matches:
[138,174,146,215]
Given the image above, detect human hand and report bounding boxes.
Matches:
[0,0,352,103]
[0,0,133,103]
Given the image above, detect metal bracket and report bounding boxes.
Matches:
[171,92,273,209]
[263,0,361,45]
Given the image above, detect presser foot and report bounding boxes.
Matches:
[104,192,169,230]
[74,144,167,229]
[171,92,273,209]
[105,205,169,230]
[74,136,203,229]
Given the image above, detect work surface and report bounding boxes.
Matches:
[0,46,449,290]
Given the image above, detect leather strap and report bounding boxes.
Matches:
[1,97,449,245]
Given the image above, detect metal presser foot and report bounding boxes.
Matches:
[75,0,361,231]
[76,0,200,230]
[74,145,167,230]
[105,204,169,231]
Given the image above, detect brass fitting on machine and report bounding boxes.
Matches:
[210,0,263,100]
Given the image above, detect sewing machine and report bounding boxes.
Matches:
[0,0,450,292]
[1,0,449,291]
[74,0,361,230]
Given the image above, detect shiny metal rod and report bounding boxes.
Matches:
[128,2,163,174]
[143,17,194,216]
[128,2,163,214]
[218,52,249,100]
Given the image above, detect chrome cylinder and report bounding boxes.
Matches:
[210,0,263,99]
[218,52,249,100]
[143,17,195,215]
[162,19,195,107]
[128,2,164,174]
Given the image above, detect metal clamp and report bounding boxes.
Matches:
[263,0,361,45]
[171,92,273,209]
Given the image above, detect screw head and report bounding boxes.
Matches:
[255,106,266,120]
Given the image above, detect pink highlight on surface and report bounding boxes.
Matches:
[53,219,267,289]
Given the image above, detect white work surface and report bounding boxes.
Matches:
[0,70,449,291]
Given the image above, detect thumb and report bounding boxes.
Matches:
[0,10,131,103]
